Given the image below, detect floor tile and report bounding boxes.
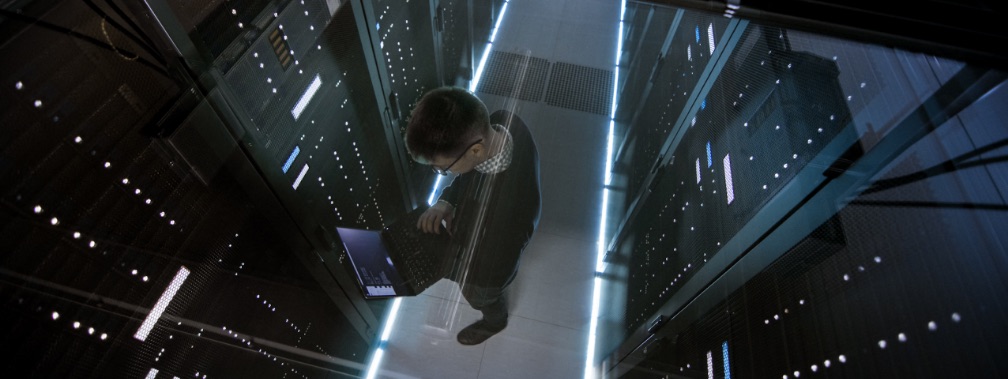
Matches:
[495,16,560,58]
[477,316,587,379]
[380,295,487,378]
[510,231,597,330]
[552,28,619,69]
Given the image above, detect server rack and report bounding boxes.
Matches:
[1,0,490,376]
[599,2,1008,377]
[140,0,416,338]
[357,0,487,208]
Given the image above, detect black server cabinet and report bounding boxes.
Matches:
[357,0,496,207]
[608,9,732,237]
[358,0,448,208]
[598,4,1008,378]
[143,0,414,339]
[0,0,386,377]
[1,0,482,377]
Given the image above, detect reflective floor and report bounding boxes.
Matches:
[377,0,619,377]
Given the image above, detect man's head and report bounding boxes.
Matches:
[405,87,491,175]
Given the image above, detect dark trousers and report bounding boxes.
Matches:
[447,261,516,327]
[446,248,519,327]
[459,283,508,326]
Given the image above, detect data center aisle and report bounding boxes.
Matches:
[377,0,620,377]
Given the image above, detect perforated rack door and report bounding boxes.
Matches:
[169,0,415,231]
[613,12,732,211]
[370,0,440,122]
[0,0,376,377]
[151,0,418,344]
[620,79,1008,375]
[600,6,1006,369]
[614,21,859,341]
[438,0,474,85]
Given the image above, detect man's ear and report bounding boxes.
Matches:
[413,155,431,165]
[470,142,485,156]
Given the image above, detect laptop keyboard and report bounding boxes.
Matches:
[383,228,442,290]
[382,209,450,293]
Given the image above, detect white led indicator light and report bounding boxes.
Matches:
[706,350,714,379]
[293,164,310,190]
[724,154,734,204]
[708,23,715,55]
[134,266,190,342]
[292,75,322,120]
[696,158,702,184]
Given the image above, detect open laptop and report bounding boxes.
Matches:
[337,208,451,299]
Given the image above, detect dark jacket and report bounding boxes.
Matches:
[440,110,541,288]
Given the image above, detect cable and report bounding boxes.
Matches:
[82,0,164,64]
[99,0,165,62]
[0,9,170,78]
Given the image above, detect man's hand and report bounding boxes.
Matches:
[417,201,454,235]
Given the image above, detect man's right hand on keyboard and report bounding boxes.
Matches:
[417,200,454,235]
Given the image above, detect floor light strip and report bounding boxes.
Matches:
[470,1,510,92]
[363,297,401,379]
[586,1,626,378]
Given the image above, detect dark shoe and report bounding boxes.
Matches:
[457,319,507,345]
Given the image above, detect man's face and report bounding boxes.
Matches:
[429,139,484,176]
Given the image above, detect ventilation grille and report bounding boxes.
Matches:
[544,62,613,115]
[477,51,550,101]
[476,52,614,115]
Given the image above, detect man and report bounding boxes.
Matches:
[404,86,541,345]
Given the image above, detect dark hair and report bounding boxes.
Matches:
[405,87,490,162]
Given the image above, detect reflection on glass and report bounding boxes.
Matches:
[601,2,1008,378]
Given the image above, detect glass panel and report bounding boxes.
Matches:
[440,0,472,85]
[601,4,1007,368]
[613,11,732,205]
[165,0,408,230]
[374,0,439,109]
[1,0,372,376]
[628,81,1008,377]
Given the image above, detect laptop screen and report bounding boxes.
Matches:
[336,227,410,298]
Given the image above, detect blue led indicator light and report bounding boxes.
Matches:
[706,141,713,168]
[722,341,731,379]
[701,99,706,110]
[283,146,300,173]
[696,26,701,43]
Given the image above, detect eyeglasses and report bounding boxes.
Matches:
[433,139,483,175]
